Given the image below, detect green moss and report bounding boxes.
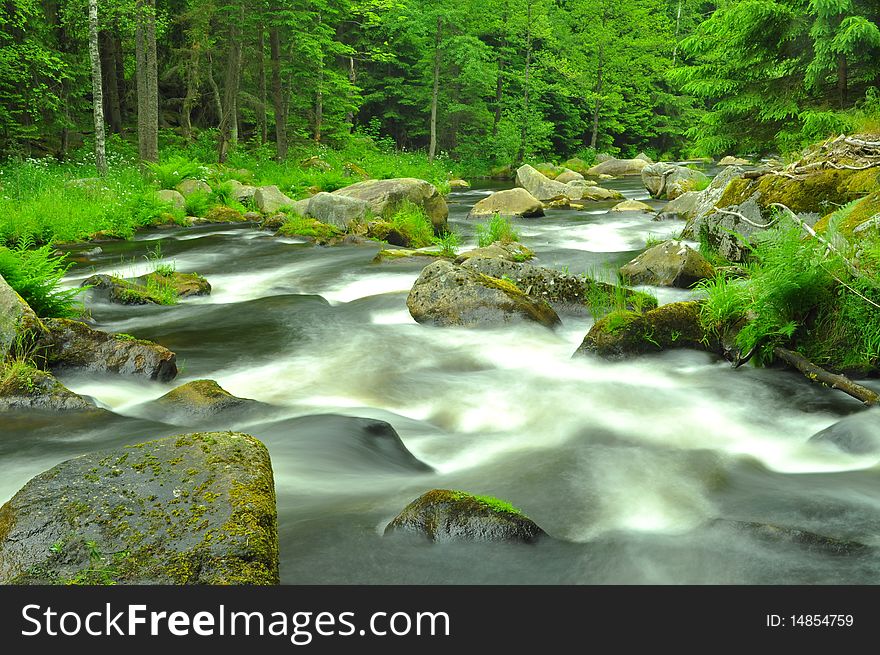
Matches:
[448,491,524,516]
[277,216,342,243]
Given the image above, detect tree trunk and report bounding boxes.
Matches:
[493,57,503,138]
[135,0,158,163]
[838,52,848,108]
[207,54,223,124]
[517,0,532,162]
[590,40,604,149]
[218,21,242,163]
[773,347,879,405]
[99,31,122,133]
[428,16,443,163]
[181,44,200,140]
[672,0,682,66]
[114,36,125,123]
[314,58,323,143]
[258,28,267,144]
[270,26,287,161]
[346,56,356,128]
[88,0,107,175]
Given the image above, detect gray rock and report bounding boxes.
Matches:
[667,165,744,223]
[406,260,561,328]
[136,379,265,426]
[254,185,295,213]
[448,179,470,190]
[719,156,750,166]
[635,152,654,163]
[555,169,584,184]
[656,191,700,221]
[333,178,448,231]
[612,199,655,213]
[385,489,545,543]
[619,240,715,288]
[586,158,650,177]
[41,318,178,382]
[578,185,624,201]
[642,163,708,200]
[306,192,370,228]
[156,189,186,212]
[227,179,256,203]
[809,410,880,454]
[0,366,94,411]
[467,188,544,218]
[454,241,534,263]
[0,432,279,584]
[175,179,212,197]
[516,164,580,201]
[0,274,47,359]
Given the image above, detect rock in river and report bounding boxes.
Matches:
[642,162,709,200]
[333,178,448,231]
[138,379,265,426]
[0,273,47,358]
[0,365,94,411]
[467,188,544,219]
[407,260,561,328]
[385,489,545,543]
[619,240,715,288]
[809,409,880,454]
[0,431,279,584]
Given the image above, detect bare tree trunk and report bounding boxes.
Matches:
[218,21,242,163]
[493,57,503,138]
[346,56,356,128]
[774,347,879,405]
[672,0,682,66]
[207,54,223,124]
[428,16,443,163]
[258,28,267,144]
[99,31,122,133]
[114,36,125,123]
[314,58,323,142]
[135,0,158,163]
[88,0,107,175]
[270,25,287,161]
[590,40,604,149]
[517,0,532,162]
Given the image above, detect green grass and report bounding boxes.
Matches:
[383,201,435,248]
[433,230,460,257]
[144,274,179,306]
[0,237,84,318]
[183,190,213,217]
[475,214,520,248]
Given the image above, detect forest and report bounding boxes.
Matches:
[1,1,880,590]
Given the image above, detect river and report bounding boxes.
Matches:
[2,173,879,584]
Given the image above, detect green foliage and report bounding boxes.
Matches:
[475,214,520,248]
[385,201,436,248]
[183,190,212,217]
[146,156,204,189]
[583,275,657,320]
[0,237,83,318]
[433,230,460,257]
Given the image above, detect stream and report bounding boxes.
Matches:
[3,172,880,584]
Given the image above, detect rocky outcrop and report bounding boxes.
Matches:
[41,319,178,382]
[454,241,534,264]
[0,365,94,411]
[642,163,709,200]
[333,178,448,231]
[619,240,715,288]
[0,432,279,584]
[586,158,650,177]
[666,165,744,223]
[200,206,246,224]
[254,185,295,213]
[156,189,186,211]
[809,409,880,454]
[576,301,719,359]
[406,260,560,328]
[306,192,370,228]
[467,188,544,219]
[175,179,211,197]
[0,274,47,358]
[384,489,545,543]
[611,199,655,213]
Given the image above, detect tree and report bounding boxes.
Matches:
[135,0,158,162]
[88,0,107,175]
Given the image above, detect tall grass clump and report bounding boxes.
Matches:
[0,237,83,317]
[475,214,520,247]
[385,200,436,248]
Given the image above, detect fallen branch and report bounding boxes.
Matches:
[772,347,880,405]
[844,137,880,149]
[714,207,778,229]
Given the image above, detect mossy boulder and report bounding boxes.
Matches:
[406,260,561,328]
[462,256,657,313]
[156,189,186,212]
[619,240,715,288]
[40,318,178,382]
[814,189,880,237]
[454,240,534,264]
[175,179,212,197]
[611,199,655,213]
[448,179,470,190]
[533,162,564,179]
[276,217,343,244]
[306,191,370,228]
[467,188,544,219]
[0,364,94,411]
[576,301,719,359]
[562,157,592,175]
[0,432,279,584]
[84,271,210,304]
[332,178,448,232]
[139,379,264,426]
[809,409,880,454]
[137,271,211,298]
[642,162,708,200]
[555,169,585,184]
[0,273,48,359]
[200,206,246,224]
[384,489,545,543]
[578,185,625,201]
[254,185,295,213]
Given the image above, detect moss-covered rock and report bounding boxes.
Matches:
[611,199,655,213]
[454,240,534,263]
[532,162,564,179]
[40,318,178,382]
[719,156,751,166]
[814,189,880,236]
[0,431,279,584]
[562,157,592,175]
[0,363,94,411]
[276,217,343,244]
[576,301,720,359]
[642,162,709,200]
[139,379,264,426]
[467,188,544,219]
[332,178,448,232]
[448,179,470,190]
[156,189,186,212]
[201,206,247,224]
[384,489,545,543]
[0,274,48,359]
[137,271,211,298]
[84,271,210,305]
[407,260,561,328]
[175,179,212,197]
[619,240,715,288]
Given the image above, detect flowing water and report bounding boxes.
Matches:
[3,173,880,584]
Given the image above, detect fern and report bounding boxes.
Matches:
[0,237,84,318]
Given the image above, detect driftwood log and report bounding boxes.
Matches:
[773,347,880,405]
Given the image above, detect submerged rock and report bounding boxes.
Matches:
[467,188,544,219]
[576,301,719,359]
[407,260,561,328]
[385,489,545,543]
[715,520,867,556]
[809,409,880,454]
[83,271,210,304]
[41,318,178,382]
[333,178,448,231]
[140,379,264,425]
[0,364,94,411]
[0,274,47,358]
[619,240,715,288]
[0,431,279,584]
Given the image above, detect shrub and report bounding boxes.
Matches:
[385,201,435,248]
[475,214,520,247]
[433,230,460,257]
[146,155,204,189]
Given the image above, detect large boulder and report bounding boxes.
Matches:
[41,318,178,382]
[611,199,655,213]
[586,158,649,177]
[635,152,654,163]
[516,164,578,201]
[306,192,370,228]
[656,191,700,221]
[619,240,715,288]
[0,365,93,411]
[555,169,585,184]
[576,301,720,359]
[462,257,656,313]
[175,179,211,197]
[562,157,592,175]
[227,179,256,203]
[667,165,744,223]
[809,409,880,454]
[719,156,750,166]
[642,162,709,200]
[333,178,448,231]
[0,274,47,358]
[467,188,544,219]
[384,489,545,543]
[406,260,560,328]
[0,432,278,584]
[254,185,295,213]
[156,189,186,212]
